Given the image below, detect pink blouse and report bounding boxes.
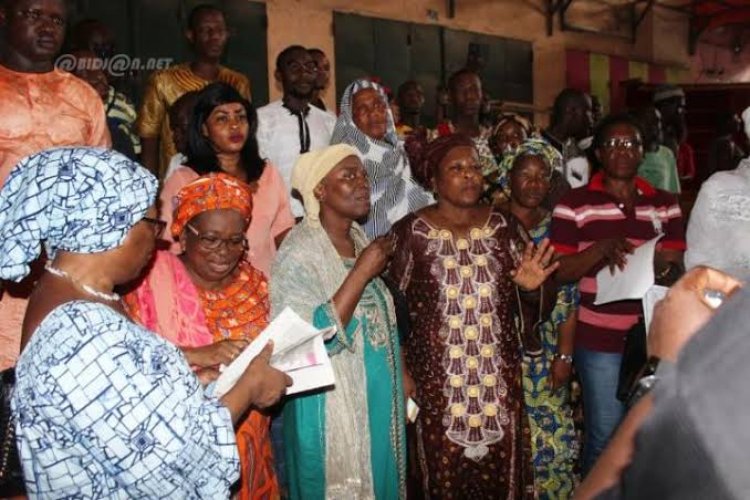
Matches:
[159,163,294,278]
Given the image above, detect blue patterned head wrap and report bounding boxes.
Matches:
[497,138,563,196]
[0,147,158,281]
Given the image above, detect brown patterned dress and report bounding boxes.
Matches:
[388,210,535,499]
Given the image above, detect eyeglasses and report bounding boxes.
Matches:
[602,138,642,150]
[142,217,166,238]
[186,224,247,252]
[286,61,318,74]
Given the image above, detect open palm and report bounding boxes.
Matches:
[511,238,559,291]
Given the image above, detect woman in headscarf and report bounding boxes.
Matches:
[5,148,290,498]
[271,144,406,499]
[487,113,534,204]
[160,82,294,277]
[386,135,558,499]
[330,79,432,239]
[125,173,279,500]
[490,113,534,161]
[502,139,579,498]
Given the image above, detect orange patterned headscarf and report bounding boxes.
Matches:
[170,173,254,238]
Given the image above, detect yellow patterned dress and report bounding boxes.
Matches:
[522,212,579,498]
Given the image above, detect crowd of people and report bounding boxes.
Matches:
[2,0,750,499]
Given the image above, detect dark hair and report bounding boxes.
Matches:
[308,47,325,58]
[187,4,223,30]
[551,88,588,127]
[168,90,200,124]
[276,45,307,71]
[593,113,645,151]
[186,82,265,183]
[447,68,480,93]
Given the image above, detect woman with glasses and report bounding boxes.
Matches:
[7,148,290,498]
[159,82,294,278]
[125,173,281,499]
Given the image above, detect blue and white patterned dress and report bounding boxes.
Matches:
[12,301,240,499]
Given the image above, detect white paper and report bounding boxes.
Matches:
[642,285,669,336]
[594,235,663,305]
[213,307,336,398]
[406,397,420,423]
[565,157,590,189]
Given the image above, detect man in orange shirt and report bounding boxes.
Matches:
[0,0,110,184]
[137,4,251,177]
[0,0,111,371]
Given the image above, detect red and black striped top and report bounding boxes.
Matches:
[550,172,686,353]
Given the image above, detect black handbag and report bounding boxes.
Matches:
[616,321,648,402]
[0,368,25,495]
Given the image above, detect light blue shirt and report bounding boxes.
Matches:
[12,301,239,499]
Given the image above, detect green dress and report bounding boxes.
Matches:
[281,261,406,500]
[522,213,580,498]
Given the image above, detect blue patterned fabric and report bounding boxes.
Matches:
[522,214,580,497]
[11,301,240,499]
[496,138,563,198]
[0,147,157,281]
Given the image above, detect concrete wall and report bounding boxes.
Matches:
[259,0,692,125]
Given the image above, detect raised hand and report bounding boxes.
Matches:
[511,238,560,291]
[354,234,397,281]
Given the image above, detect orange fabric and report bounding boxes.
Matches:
[125,252,278,499]
[160,164,294,278]
[0,65,111,186]
[0,65,111,371]
[200,261,276,500]
[170,173,253,239]
[136,63,251,177]
[198,260,269,341]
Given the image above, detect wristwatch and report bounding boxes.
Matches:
[628,374,658,407]
[627,356,661,407]
[554,353,573,364]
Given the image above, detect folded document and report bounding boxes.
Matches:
[213,307,336,398]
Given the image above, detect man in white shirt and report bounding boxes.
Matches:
[542,88,594,189]
[257,45,336,217]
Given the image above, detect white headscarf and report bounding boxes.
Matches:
[331,79,432,238]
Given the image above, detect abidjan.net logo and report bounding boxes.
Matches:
[56,54,173,77]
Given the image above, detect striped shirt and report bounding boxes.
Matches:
[550,173,686,352]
